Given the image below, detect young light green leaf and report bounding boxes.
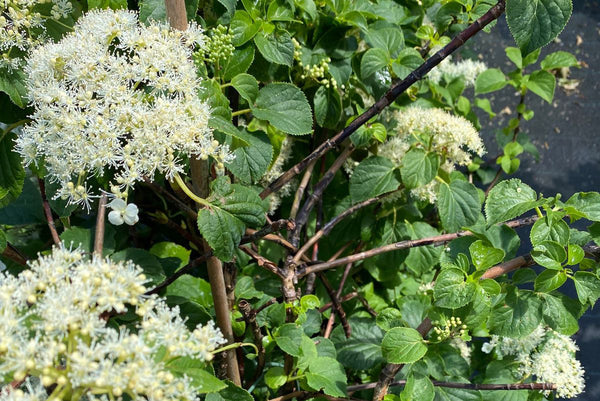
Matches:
[485,179,540,226]
[534,269,567,293]
[567,243,585,265]
[231,73,259,104]
[252,83,313,135]
[349,156,400,204]
[565,192,600,221]
[381,327,428,364]
[573,271,600,306]
[434,267,476,309]
[265,367,287,390]
[305,357,348,397]
[226,129,273,184]
[505,47,522,69]
[361,48,389,78]
[313,85,342,129]
[469,240,505,271]
[274,323,304,356]
[525,70,556,103]
[206,380,253,401]
[400,148,439,189]
[506,0,572,55]
[254,30,294,66]
[530,217,570,246]
[437,180,481,232]
[541,51,578,70]
[489,287,542,337]
[475,68,507,94]
[531,240,566,270]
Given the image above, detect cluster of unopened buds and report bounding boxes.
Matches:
[432,316,467,341]
[202,24,234,63]
[292,38,340,89]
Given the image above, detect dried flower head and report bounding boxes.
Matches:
[0,247,226,401]
[16,9,232,209]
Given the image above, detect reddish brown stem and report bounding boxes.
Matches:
[37,178,61,246]
[1,243,27,266]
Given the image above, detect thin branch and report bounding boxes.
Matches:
[318,272,351,338]
[241,220,296,244]
[290,159,317,220]
[1,243,27,266]
[143,180,198,220]
[145,253,212,295]
[37,178,60,246]
[93,194,107,257]
[239,299,265,387]
[240,246,285,278]
[319,291,358,313]
[259,0,507,200]
[301,215,538,277]
[293,190,398,264]
[350,381,557,392]
[290,146,354,247]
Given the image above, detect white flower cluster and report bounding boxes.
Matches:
[428,56,487,87]
[0,247,225,401]
[16,9,232,209]
[0,0,73,70]
[482,325,585,399]
[261,137,295,214]
[378,106,485,202]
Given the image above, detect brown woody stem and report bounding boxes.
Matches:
[38,178,61,246]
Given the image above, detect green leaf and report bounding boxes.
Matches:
[541,293,580,335]
[531,240,566,270]
[0,229,6,253]
[404,222,443,275]
[167,358,226,393]
[365,27,404,58]
[541,51,578,70]
[475,68,507,94]
[150,241,191,269]
[567,243,585,265]
[469,240,505,271]
[573,271,600,306]
[335,317,385,370]
[489,287,542,337]
[197,178,266,261]
[305,357,347,397]
[437,180,481,232]
[437,387,482,401]
[349,156,400,204]
[376,308,404,331]
[313,85,342,129]
[206,380,253,401]
[230,11,261,46]
[111,248,165,286]
[252,83,312,135]
[361,48,389,78]
[274,323,304,356]
[381,327,428,364]
[401,373,434,401]
[166,275,213,307]
[0,69,27,108]
[534,269,567,292]
[392,48,424,79]
[506,0,573,55]
[400,148,439,189]
[254,30,294,66]
[231,73,258,104]
[88,0,127,9]
[223,46,255,81]
[226,129,273,184]
[485,179,540,225]
[265,367,287,389]
[434,267,476,309]
[565,192,600,221]
[0,133,25,208]
[505,47,522,69]
[525,70,556,103]
[529,217,570,246]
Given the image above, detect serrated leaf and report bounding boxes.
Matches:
[230,10,261,46]
[489,287,542,337]
[349,156,400,204]
[434,267,476,308]
[475,68,506,94]
[529,217,570,246]
[401,373,434,401]
[531,240,566,270]
[206,380,253,401]
[361,48,389,78]
[400,148,439,189]
[365,27,404,58]
[469,240,505,271]
[305,357,347,397]
[534,269,567,292]
[573,271,600,306]
[540,51,578,70]
[382,327,428,364]
[541,293,580,335]
[437,180,481,232]
[254,30,294,66]
[485,179,540,225]
[335,317,385,370]
[0,133,25,207]
[274,323,304,356]
[313,85,342,129]
[223,46,255,81]
[252,83,312,135]
[436,386,482,401]
[525,70,556,103]
[405,222,442,275]
[226,129,273,184]
[506,0,572,55]
[166,275,213,307]
[565,192,600,221]
[264,367,287,389]
[231,73,258,104]
[167,358,226,394]
[0,69,27,108]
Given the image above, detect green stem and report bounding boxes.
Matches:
[0,119,31,142]
[535,206,543,218]
[231,108,252,117]
[435,176,447,184]
[213,341,259,355]
[173,173,211,207]
[220,83,232,89]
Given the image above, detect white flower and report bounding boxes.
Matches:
[16,9,232,208]
[428,56,488,87]
[108,198,139,226]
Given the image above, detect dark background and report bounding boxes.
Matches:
[467,1,600,399]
